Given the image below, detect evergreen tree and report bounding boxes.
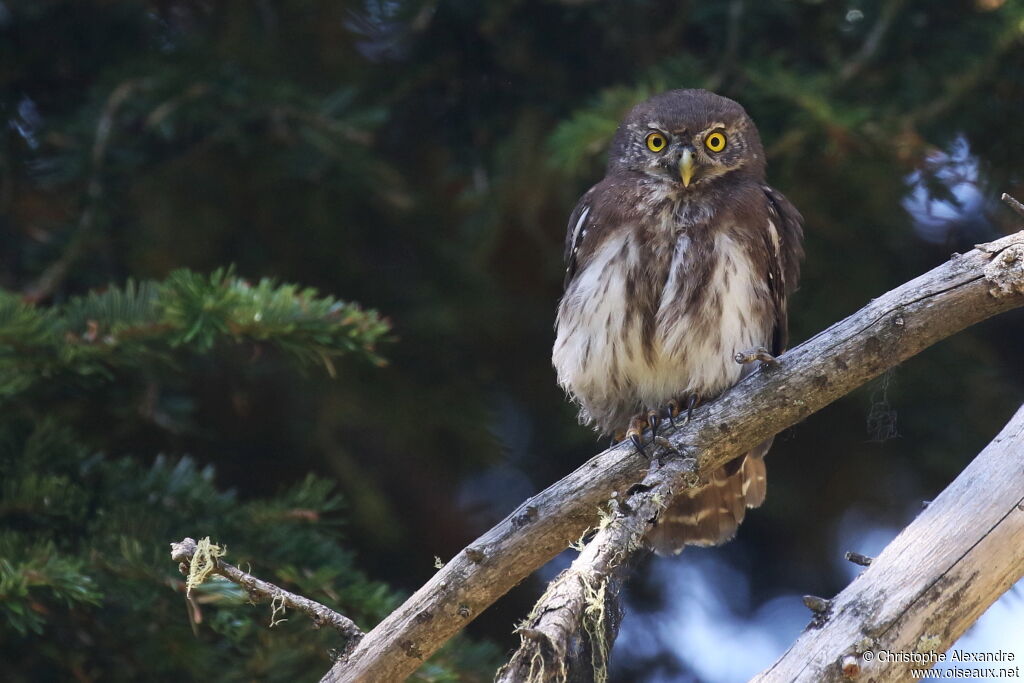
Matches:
[0,271,496,681]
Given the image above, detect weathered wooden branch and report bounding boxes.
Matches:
[1004,192,1024,219]
[169,537,364,642]
[752,402,1024,682]
[321,221,1024,682]
[495,455,699,683]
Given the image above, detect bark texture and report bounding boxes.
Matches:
[751,403,1024,682]
[495,456,698,683]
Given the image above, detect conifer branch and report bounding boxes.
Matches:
[170,537,364,642]
[0,269,388,400]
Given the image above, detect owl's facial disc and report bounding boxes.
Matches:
[608,90,767,185]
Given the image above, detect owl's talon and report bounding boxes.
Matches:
[735,346,778,365]
[647,409,661,436]
[659,397,675,423]
[625,415,650,457]
[685,393,701,423]
[666,399,681,428]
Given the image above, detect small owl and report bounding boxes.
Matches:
[552,89,803,554]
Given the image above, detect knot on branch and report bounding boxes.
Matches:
[983,242,1024,298]
[170,537,198,563]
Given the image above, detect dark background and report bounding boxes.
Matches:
[3,1,1023,680]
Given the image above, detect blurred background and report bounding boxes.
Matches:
[3,1,1024,681]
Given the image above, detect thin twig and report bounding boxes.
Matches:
[1003,193,1024,220]
[169,537,364,642]
[844,550,874,567]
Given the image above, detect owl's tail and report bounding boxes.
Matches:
[645,439,770,555]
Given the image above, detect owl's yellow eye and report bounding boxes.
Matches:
[704,131,727,152]
[645,132,667,153]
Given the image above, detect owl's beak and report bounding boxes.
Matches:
[679,148,696,187]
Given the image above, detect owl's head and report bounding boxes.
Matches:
[607,89,765,191]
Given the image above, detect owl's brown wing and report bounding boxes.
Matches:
[562,186,599,289]
[762,184,805,355]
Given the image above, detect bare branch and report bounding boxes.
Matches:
[752,403,1024,682]
[844,551,874,567]
[495,455,698,682]
[321,230,1024,682]
[169,537,364,642]
[1003,192,1024,220]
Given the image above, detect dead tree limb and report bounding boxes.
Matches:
[1004,192,1024,219]
[495,455,699,683]
[752,402,1024,682]
[169,537,364,642]
[322,229,1024,683]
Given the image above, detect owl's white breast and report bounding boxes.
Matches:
[552,225,771,433]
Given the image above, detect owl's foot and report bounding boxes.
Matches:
[618,414,656,457]
[617,402,690,456]
[735,346,778,366]
[666,393,702,427]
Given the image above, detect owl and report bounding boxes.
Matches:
[552,89,803,554]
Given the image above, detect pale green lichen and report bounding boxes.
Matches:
[269,594,288,628]
[917,633,941,652]
[581,574,610,683]
[185,536,225,597]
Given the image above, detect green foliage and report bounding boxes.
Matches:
[0,537,103,636]
[0,269,388,400]
[1,419,387,681]
[0,271,495,681]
